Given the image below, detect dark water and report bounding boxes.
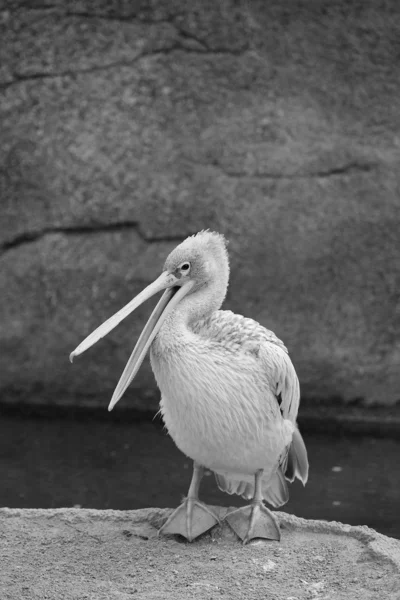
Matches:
[1,413,399,539]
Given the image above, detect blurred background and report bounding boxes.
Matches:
[1,0,399,539]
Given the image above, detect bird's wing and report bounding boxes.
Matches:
[195,309,306,482]
[193,309,299,422]
[259,343,306,486]
[258,338,307,483]
[258,341,300,423]
[193,309,288,354]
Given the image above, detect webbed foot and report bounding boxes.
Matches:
[225,502,280,543]
[159,497,220,542]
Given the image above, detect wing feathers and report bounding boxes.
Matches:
[286,426,309,485]
[259,342,300,423]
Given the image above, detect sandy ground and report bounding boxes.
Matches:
[0,508,399,600]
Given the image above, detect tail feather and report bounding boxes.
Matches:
[215,468,289,507]
[262,467,289,508]
[214,426,308,506]
[285,426,309,485]
[215,473,254,500]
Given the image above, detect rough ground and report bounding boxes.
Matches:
[2,0,400,408]
[0,508,399,599]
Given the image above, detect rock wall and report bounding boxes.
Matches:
[1,0,400,410]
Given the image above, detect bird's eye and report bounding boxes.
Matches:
[180,262,191,273]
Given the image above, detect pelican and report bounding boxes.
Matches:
[70,230,308,543]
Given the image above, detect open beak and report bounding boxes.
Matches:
[69,271,194,411]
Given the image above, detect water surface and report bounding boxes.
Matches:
[1,414,398,539]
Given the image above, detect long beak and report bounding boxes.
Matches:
[69,271,194,411]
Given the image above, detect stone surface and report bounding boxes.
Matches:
[0,508,399,599]
[1,1,400,409]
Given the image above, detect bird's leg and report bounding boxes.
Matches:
[225,469,281,544]
[159,462,220,542]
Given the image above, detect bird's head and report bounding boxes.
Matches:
[69,230,230,410]
[164,230,229,301]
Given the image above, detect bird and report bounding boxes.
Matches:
[70,230,308,544]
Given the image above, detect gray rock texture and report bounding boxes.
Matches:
[1,0,400,409]
[0,508,399,599]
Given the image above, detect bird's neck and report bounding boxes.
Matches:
[153,282,224,353]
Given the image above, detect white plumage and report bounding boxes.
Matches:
[152,310,304,504]
[70,230,308,543]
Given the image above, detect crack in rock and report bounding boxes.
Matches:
[1,42,244,89]
[1,7,247,89]
[209,162,375,180]
[2,51,180,88]
[0,223,184,256]
[9,6,245,54]
[63,11,173,24]
[61,11,247,54]
[312,163,374,177]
